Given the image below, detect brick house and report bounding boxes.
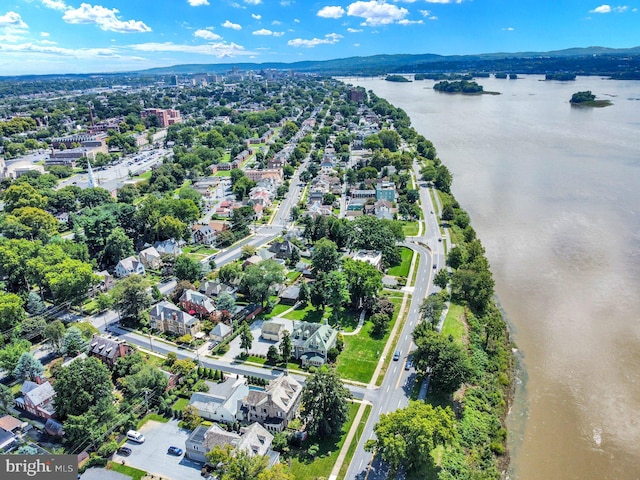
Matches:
[87,334,133,368]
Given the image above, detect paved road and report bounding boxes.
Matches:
[344,161,447,480]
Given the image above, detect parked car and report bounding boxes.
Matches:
[126,430,145,443]
[167,446,183,456]
[116,447,132,456]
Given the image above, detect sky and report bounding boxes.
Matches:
[0,0,639,76]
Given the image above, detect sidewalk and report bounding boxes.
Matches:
[328,399,371,480]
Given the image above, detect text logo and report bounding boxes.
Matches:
[1,455,77,480]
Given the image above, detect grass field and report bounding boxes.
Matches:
[283,304,328,323]
[387,247,413,278]
[337,297,403,383]
[402,221,420,237]
[337,404,372,480]
[441,303,467,343]
[171,397,189,412]
[289,402,359,480]
[262,303,291,319]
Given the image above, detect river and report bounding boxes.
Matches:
[343,75,640,479]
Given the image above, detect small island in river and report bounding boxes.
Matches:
[570,90,612,107]
[385,74,411,82]
[434,80,500,95]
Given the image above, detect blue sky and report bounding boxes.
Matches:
[0,0,638,75]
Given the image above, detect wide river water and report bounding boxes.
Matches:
[343,75,640,479]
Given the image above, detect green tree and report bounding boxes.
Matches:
[53,356,114,419]
[298,280,310,305]
[2,207,59,242]
[25,291,46,315]
[280,330,292,362]
[311,238,341,273]
[216,291,236,313]
[112,274,152,326]
[44,258,100,306]
[218,262,242,285]
[19,316,47,341]
[239,260,285,307]
[420,294,446,326]
[0,384,15,414]
[182,404,203,430]
[175,254,202,283]
[2,183,47,213]
[325,270,350,322]
[433,269,450,290]
[239,323,253,355]
[170,358,196,377]
[0,339,31,374]
[44,320,66,354]
[101,226,135,266]
[61,326,87,357]
[13,352,45,381]
[267,345,281,364]
[155,215,188,241]
[0,291,26,331]
[365,401,456,477]
[300,366,351,439]
[342,258,382,308]
[412,328,471,394]
[77,187,114,209]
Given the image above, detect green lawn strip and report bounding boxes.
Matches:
[402,221,420,237]
[172,397,189,411]
[244,355,303,373]
[410,257,420,287]
[375,296,410,387]
[214,170,232,177]
[137,413,169,429]
[130,171,152,182]
[107,462,147,480]
[387,247,413,277]
[286,271,301,282]
[337,297,402,383]
[337,404,372,480]
[262,303,291,319]
[441,303,467,343]
[289,402,359,480]
[282,304,328,323]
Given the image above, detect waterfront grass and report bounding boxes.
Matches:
[289,402,359,480]
[441,303,467,343]
[388,246,413,277]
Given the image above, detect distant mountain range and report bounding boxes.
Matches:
[139,46,640,77]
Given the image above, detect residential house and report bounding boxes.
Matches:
[0,428,16,452]
[279,286,300,305]
[200,280,237,297]
[210,323,233,343]
[179,289,216,318]
[261,321,285,342]
[291,322,338,367]
[233,304,262,323]
[375,181,396,202]
[353,250,383,270]
[372,199,397,220]
[139,246,162,269]
[306,201,332,217]
[114,256,145,278]
[268,240,298,260]
[186,422,277,465]
[0,415,25,435]
[245,169,283,184]
[188,376,249,424]
[192,221,229,245]
[154,239,183,256]
[87,334,133,368]
[350,189,377,200]
[149,300,201,336]
[237,375,303,432]
[93,270,115,295]
[44,418,65,437]
[242,255,262,270]
[16,381,56,419]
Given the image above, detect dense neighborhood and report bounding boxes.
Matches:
[0,72,511,480]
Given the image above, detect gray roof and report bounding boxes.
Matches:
[210,323,232,338]
[21,381,55,407]
[188,376,248,418]
[280,285,300,300]
[89,335,127,359]
[149,300,199,327]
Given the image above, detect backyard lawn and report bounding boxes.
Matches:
[262,303,292,319]
[283,304,328,323]
[402,221,420,237]
[171,397,189,412]
[289,402,359,480]
[441,303,467,343]
[336,297,403,383]
[387,247,413,278]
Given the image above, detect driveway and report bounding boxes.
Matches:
[224,317,294,359]
[113,420,202,480]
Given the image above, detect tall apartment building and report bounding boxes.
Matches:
[141,108,182,128]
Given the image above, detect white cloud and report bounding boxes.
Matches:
[194,29,222,40]
[244,0,262,4]
[294,18,300,22]
[591,4,612,13]
[347,27,363,32]
[41,0,69,11]
[288,32,342,47]
[317,6,346,18]
[188,0,209,6]
[41,31,50,37]
[39,39,58,45]
[281,0,293,5]
[501,27,514,31]
[0,41,118,57]
[424,0,463,3]
[347,1,409,26]
[419,9,430,16]
[252,14,262,19]
[398,19,423,25]
[253,28,283,36]
[589,4,627,12]
[0,11,28,28]
[62,3,152,33]
[272,20,282,25]
[354,43,360,46]
[222,20,242,30]
[130,41,250,57]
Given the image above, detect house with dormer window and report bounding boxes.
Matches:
[237,375,302,432]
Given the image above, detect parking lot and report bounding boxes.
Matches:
[113,419,202,480]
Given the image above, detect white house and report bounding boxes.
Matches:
[114,256,145,278]
[139,246,161,269]
[188,376,249,424]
